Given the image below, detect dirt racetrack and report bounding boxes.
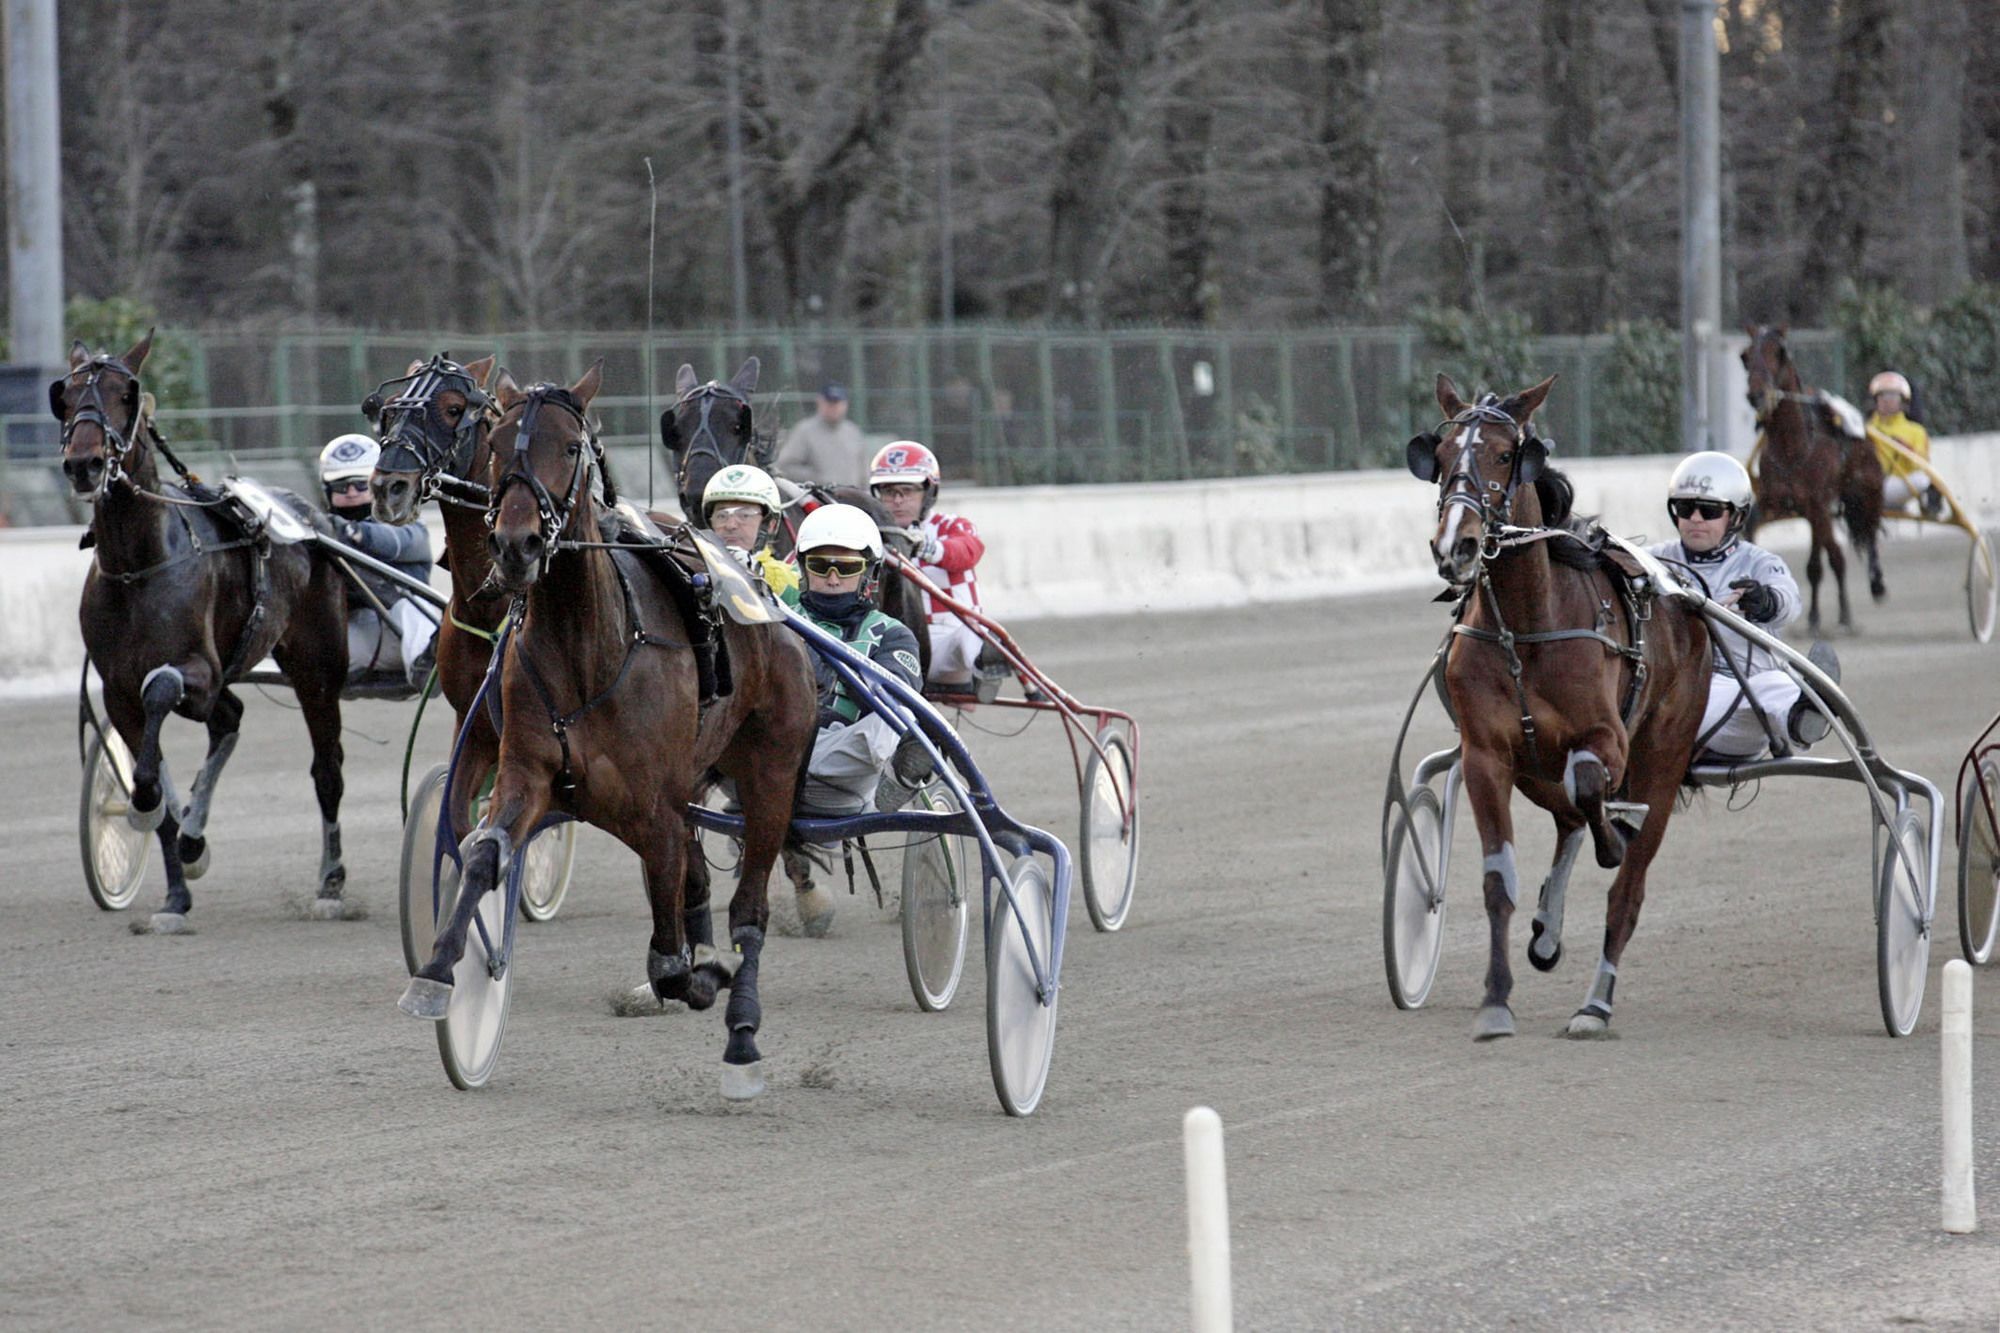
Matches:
[4,534,1999,1330]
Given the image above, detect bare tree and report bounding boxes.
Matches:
[1539,0,1615,330]
[1793,0,1892,320]
[1315,0,1383,318]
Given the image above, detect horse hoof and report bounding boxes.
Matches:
[796,886,835,938]
[178,836,211,880]
[720,1059,765,1101]
[1563,1010,1618,1040]
[684,972,718,1012]
[1472,1004,1516,1041]
[148,911,190,935]
[128,796,166,833]
[1527,931,1562,974]
[398,976,453,1020]
[610,982,676,1017]
[308,896,347,921]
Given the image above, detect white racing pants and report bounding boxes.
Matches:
[346,599,438,684]
[1699,669,1802,758]
[1884,472,1932,509]
[797,713,900,815]
[926,617,984,684]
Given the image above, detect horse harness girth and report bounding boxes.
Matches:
[1449,553,1653,761]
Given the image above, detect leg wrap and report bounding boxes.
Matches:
[1532,829,1587,946]
[1482,842,1519,907]
[724,925,764,1034]
[1580,959,1618,1018]
[682,902,715,951]
[649,944,693,1000]
[1562,749,1603,805]
[141,664,186,709]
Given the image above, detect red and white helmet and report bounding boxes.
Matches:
[870,440,940,489]
[1868,371,1912,402]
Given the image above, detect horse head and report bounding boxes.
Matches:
[54,332,155,499]
[660,357,761,518]
[1407,372,1557,586]
[365,353,498,525]
[1740,324,1795,424]
[487,362,604,593]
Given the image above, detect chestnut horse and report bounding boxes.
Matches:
[398,365,818,1096]
[56,333,353,927]
[1740,324,1884,632]
[1410,373,1710,1039]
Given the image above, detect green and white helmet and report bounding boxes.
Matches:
[702,463,781,520]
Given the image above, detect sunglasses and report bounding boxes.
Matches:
[330,479,371,495]
[803,554,870,579]
[709,504,766,524]
[1669,499,1730,521]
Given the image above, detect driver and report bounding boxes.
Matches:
[1648,451,1837,760]
[867,440,988,688]
[1867,370,1941,518]
[700,463,799,605]
[319,433,438,687]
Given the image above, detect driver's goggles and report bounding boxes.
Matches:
[803,554,870,579]
[329,478,371,495]
[1669,499,1730,521]
[708,504,768,524]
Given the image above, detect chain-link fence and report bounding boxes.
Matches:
[2,324,1845,524]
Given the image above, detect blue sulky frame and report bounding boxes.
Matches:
[422,596,1074,1114]
[1381,586,1944,1039]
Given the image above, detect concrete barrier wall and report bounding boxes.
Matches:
[6,435,1994,692]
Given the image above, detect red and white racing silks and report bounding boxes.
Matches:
[914,511,984,623]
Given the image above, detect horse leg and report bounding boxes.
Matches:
[175,686,244,880]
[125,664,186,830]
[1528,813,1588,973]
[1563,762,1681,1038]
[714,747,800,1100]
[1866,532,1887,602]
[1817,512,1854,631]
[1563,724,1633,870]
[1803,532,1826,636]
[399,770,549,1018]
[288,671,349,915]
[1463,745,1520,1040]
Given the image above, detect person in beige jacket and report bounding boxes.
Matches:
[774,383,868,487]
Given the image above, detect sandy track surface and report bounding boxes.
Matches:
[4,535,1998,1329]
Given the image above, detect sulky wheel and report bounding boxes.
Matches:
[1967,532,1998,644]
[433,848,515,1090]
[902,783,970,1012]
[1876,807,1932,1038]
[399,764,450,975]
[80,726,150,911]
[1078,728,1140,932]
[986,855,1059,1117]
[1958,757,2000,965]
[518,821,577,922]
[1383,785,1449,1010]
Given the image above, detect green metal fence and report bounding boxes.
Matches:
[3,324,1846,523]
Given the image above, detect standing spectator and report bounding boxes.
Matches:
[774,383,867,487]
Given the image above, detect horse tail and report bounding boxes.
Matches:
[1839,445,1884,547]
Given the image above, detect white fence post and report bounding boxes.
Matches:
[1184,1105,1233,1332]
[1943,959,1977,1234]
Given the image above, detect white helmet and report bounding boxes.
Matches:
[1667,451,1753,509]
[795,502,884,559]
[702,463,780,518]
[1868,370,1912,401]
[320,433,381,483]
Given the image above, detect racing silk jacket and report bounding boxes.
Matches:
[797,598,924,724]
[738,545,800,606]
[328,513,433,608]
[1646,535,1801,677]
[1868,410,1930,480]
[914,510,984,624]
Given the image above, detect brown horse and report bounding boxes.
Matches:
[56,333,354,928]
[365,354,507,837]
[1740,324,1885,633]
[398,365,818,1096]
[1411,373,1710,1039]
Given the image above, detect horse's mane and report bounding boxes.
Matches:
[1533,465,1614,571]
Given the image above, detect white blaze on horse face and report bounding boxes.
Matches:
[1434,424,1481,564]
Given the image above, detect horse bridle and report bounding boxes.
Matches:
[671,381,753,479]
[489,385,597,580]
[366,355,493,504]
[1410,397,1548,550]
[53,355,144,497]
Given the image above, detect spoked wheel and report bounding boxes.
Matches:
[1383,785,1449,1009]
[80,727,150,911]
[435,847,515,1090]
[1967,532,1998,644]
[1078,728,1140,932]
[518,821,577,922]
[399,764,449,975]
[1957,758,2000,965]
[986,856,1059,1117]
[1876,808,1932,1038]
[902,783,970,1012]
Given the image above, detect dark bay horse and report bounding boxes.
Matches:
[1741,324,1885,632]
[399,365,818,1097]
[56,333,353,928]
[1410,373,1710,1039]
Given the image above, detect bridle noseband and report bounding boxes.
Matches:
[1418,397,1546,545]
[55,356,144,497]
[671,381,752,477]
[489,385,596,580]
[367,355,493,504]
